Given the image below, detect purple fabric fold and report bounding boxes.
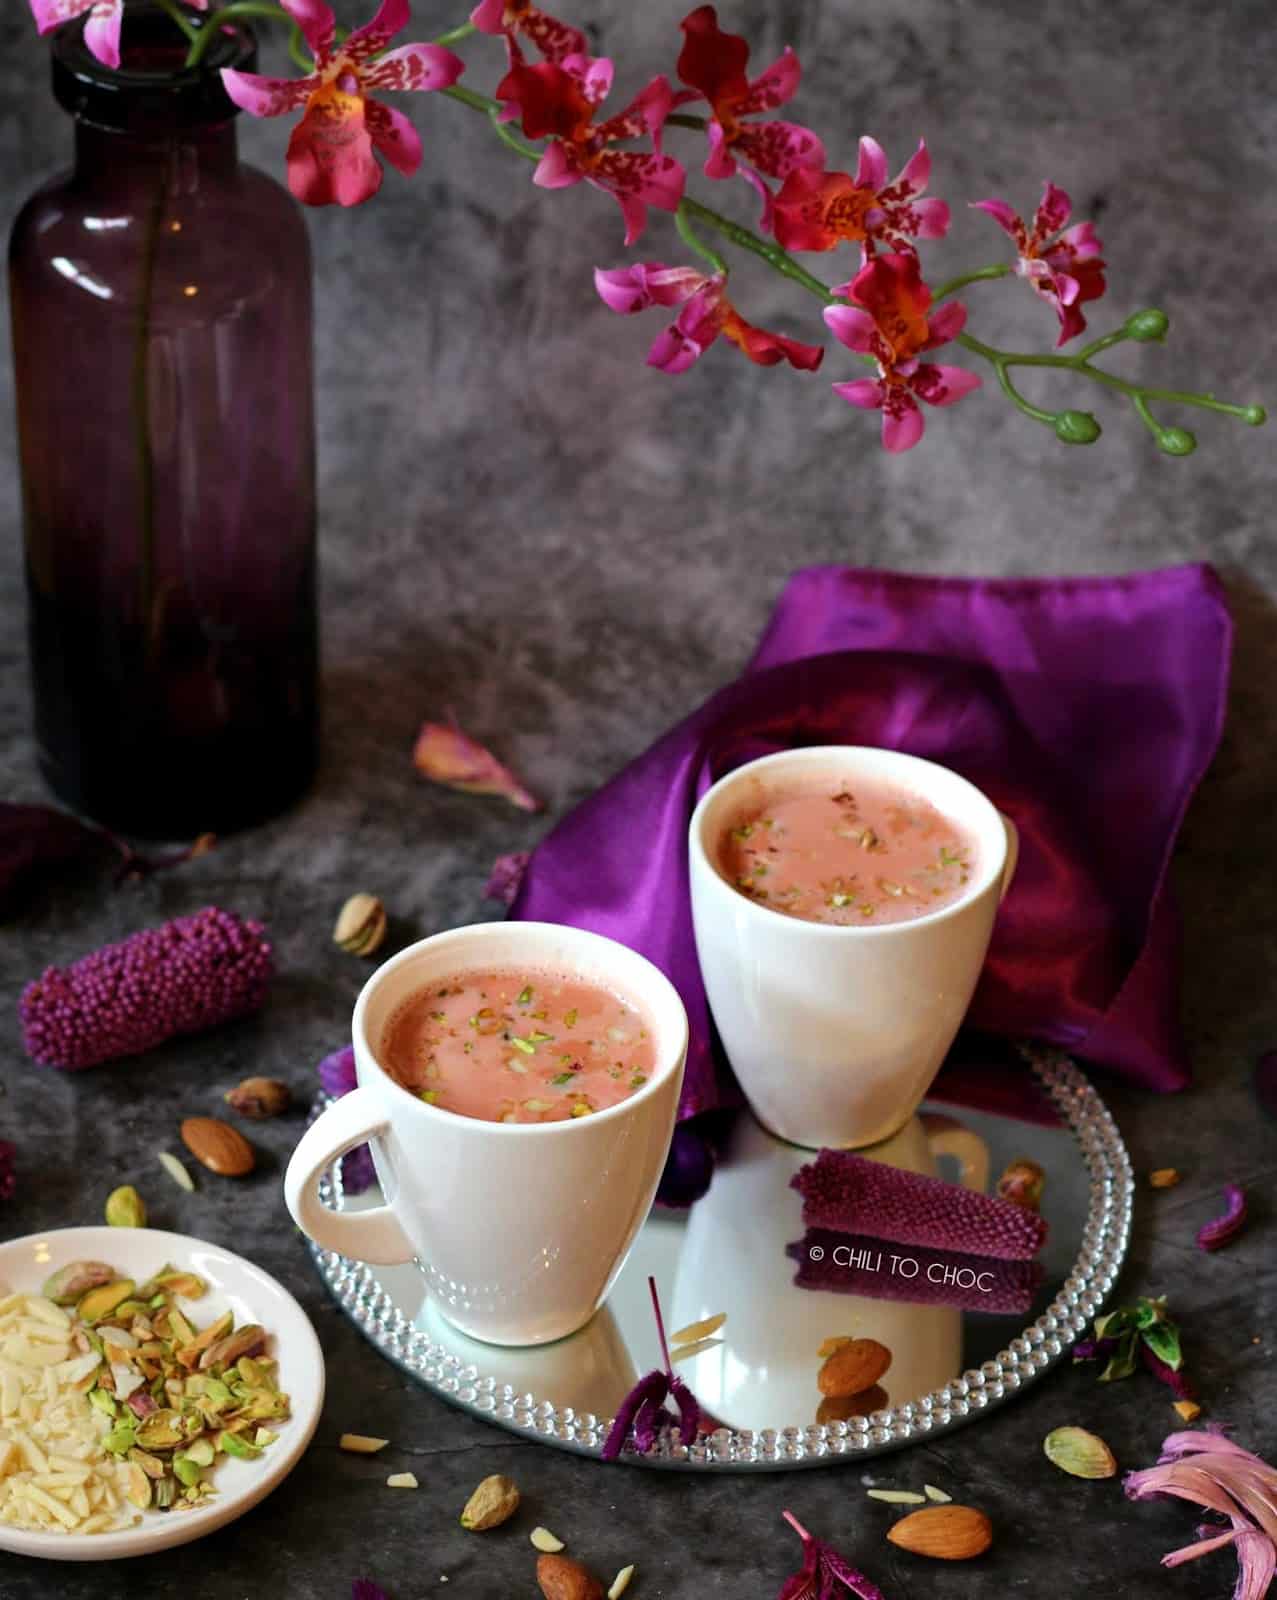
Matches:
[511,563,1231,1135]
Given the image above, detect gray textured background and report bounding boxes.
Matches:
[1,1,1275,1596]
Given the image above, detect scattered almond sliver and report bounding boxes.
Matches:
[670,1313,726,1346]
[923,1484,952,1503]
[866,1489,927,1504]
[0,1288,135,1535]
[669,1337,723,1364]
[530,1526,565,1552]
[386,1472,418,1489]
[608,1563,635,1599]
[157,1151,196,1193]
[340,1434,390,1454]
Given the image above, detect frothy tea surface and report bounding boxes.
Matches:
[717,773,979,926]
[380,968,657,1124]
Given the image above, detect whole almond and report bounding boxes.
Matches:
[537,1554,603,1600]
[817,1338,892,1397]
[180,1116,255,1177]
[886,1505,992,1561]
[817,1384,889,1425]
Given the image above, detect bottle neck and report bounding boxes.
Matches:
[73,115,240,188]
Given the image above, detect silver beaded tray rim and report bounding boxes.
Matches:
[307,1044,1133,1471]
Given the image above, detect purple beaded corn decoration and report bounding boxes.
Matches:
[791,1149,1047,1262]
[20,907,273,1070]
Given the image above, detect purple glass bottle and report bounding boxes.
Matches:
[9,7,318,838]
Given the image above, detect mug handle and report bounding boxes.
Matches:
[284,1087,417,1266]
[923,1118,990,1195]
[998,812,1020,903]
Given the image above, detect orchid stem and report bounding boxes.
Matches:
[432,20,478,47]
[675,202,727,275]
[647,1276,673,1375]
[183,3,294,68]
[155,0,198,44]
[287,21,310,71]
[931,262,1011,302]
[438,76,1266,440]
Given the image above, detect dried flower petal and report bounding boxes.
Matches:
[1125,1426,1277,1600]
[316,1045,377,1195]
[780,1511,887,1600]
[602,1278,703,1460]
[413,721,541,812]
[1197,1183,1248,1252]
[484,851,531,905]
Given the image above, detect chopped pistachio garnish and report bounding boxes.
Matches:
[509,1036,537,1055]
[516,986,534,1005]
[551,1072,578,1086]
[564,1008,578,1028]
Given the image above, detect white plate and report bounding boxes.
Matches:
[0,1227,325,1561]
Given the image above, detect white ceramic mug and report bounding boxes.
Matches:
[284,921,688,1346]
[688,746,1018,1150]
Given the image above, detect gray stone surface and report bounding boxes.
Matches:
[1,0,1274,1595]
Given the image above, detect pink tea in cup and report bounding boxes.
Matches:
[380,968,656,1124]
[717,772,979,926]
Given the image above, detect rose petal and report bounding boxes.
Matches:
[1197,1182,1248,1251]
[412,721,542,812]
[484,851,530,906]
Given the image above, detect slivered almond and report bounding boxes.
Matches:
[386,1472,418,1489]
[340,1433,390,1454]
[867,1489,926,1504]
[670,1313,726,1346]
[531,1526,565,1553]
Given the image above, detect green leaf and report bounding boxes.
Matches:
[1099,1333,1138,1383]
[1133,1297,1167,1330]
[1094,1308,1136,1342]
[1141,1321,1183,1371]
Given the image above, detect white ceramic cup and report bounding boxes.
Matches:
[284,921,688,1346]
[688,746,1018,1150]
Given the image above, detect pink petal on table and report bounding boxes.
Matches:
[413,722,542,811]
[484,851,530,906]
[1197,1182,1248,1251]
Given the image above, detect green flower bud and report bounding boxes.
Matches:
[1054,410,1102,445]
[1242,404,1267,427]
[1157,427,1197,456]
[1124,309,1170,342]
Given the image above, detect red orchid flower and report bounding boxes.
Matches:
[674,5,823,224]
[779,1512,887,1600]
[221,0,464,208]
[28,0,208,69]
[469,0,587,67]
[823,252,980,453]
[773,138,950,259]
[496,49,684,244]
[971,182,1106,345]
[595,262,824,374]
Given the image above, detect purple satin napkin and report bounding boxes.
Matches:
[511,564,1231,1192]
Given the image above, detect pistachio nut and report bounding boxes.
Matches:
[105,1185,148,1229]
[42,1260,115,1306]
[334,892,388,957]
[460,1473,521,1530]
[224,1076,292,1120]
[77,1279,137,1324]
[1043,1425,1117,1479]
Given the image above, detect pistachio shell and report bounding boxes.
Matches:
[1043,1425,1117,1479]
[461,1473,521,1530]
[334,893,388,957]
[42,1260,116,1306]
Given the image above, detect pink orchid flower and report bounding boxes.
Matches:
[469,0,587,66]
[496,48,684,244]
[220,0,465,208]
[595,262,823,374]
[673,5,822,226]
[773,138,950,259]
[971,181,1106,345]
[823,251,980,453]
[28,0,207,71]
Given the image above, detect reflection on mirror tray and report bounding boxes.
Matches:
[309,1041,1132,1470]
